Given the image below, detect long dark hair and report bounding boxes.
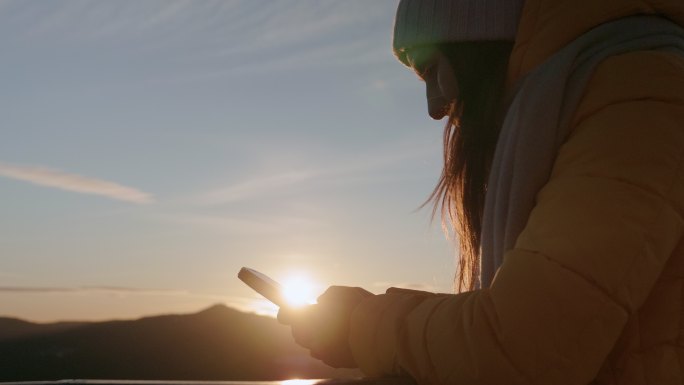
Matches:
[426,41,513,292]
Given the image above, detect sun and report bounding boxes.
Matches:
[280,380,318,385]
[281,274,317,308]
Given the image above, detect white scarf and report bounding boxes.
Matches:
[479,16,684,289]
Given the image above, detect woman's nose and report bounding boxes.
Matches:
[427,81,449,120]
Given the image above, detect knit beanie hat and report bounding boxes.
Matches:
[393,0,525,66]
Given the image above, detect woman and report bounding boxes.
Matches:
[280,0,684,384]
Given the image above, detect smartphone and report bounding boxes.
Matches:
[238,267,287,307]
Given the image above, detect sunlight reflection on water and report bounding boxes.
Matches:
[280,380,319,385]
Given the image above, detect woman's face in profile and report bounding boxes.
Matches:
[406,46,459,120]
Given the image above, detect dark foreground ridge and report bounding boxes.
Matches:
[0,380,416,385]
[0,305,361,381]
[0,379,416,385]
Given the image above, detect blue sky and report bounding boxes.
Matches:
[0,0,455,322]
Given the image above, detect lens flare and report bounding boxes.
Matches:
[282,275,317,307]
[280,380,319,385]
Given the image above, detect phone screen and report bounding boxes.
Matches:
[238,267,287,307]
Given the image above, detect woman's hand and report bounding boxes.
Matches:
[278,285,373,368]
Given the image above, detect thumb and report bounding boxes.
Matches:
[277,306,294,325]
[317,286,372,305]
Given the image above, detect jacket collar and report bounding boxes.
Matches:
[507,0,684,86]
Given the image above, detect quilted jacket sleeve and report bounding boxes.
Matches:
[348,51,684,385]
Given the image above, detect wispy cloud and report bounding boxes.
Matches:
[0,162,153,204]
[4,1,389,47]
[167,213,324,236]
[0,285,273,316]
[1,1,395,81]
[202,38,390,80]
[0,285,184,295]
[196,139,435,206]
[199,171,315,205]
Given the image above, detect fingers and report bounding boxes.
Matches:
[306,310,354,368]
[278,305,312,325]
[282,286,374,369]
[277,308,289,325]
[284,304,319,349]
[311,338,356,368]
[282,286,366,325]
[317,285,373,305]
[283,301,352,364]
[292,320,313,348]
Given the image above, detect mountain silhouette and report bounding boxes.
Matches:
[0,317,86,341]
[0,304,361,381]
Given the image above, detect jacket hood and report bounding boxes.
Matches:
[507,0,684,84]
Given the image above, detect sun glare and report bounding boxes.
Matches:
[280,380,318,385]
[250,299,279,318]
[282,274,317,308]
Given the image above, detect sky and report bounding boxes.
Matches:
[0,0,456,322]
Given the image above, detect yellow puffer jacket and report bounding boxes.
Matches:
[348,0,684,384]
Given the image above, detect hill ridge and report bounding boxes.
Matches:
[0,304,360,381]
